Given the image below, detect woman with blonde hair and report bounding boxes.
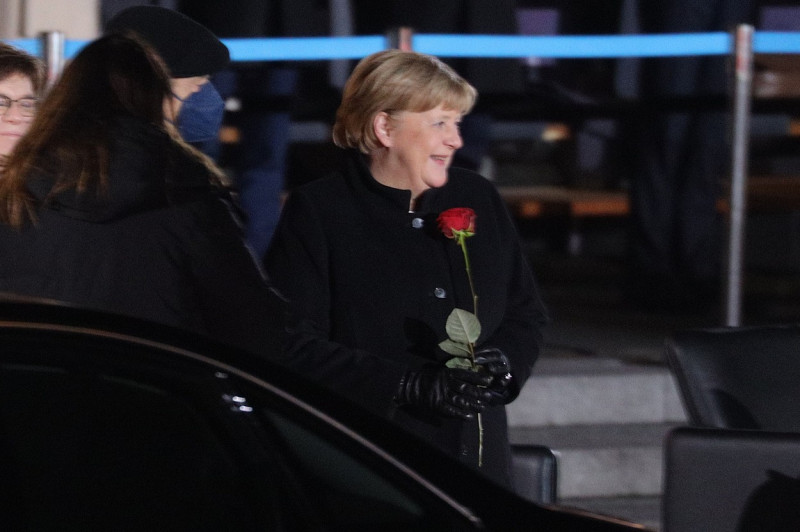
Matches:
[266,49,548,486]
[0,33,284,356]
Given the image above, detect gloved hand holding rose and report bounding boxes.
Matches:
[474,347,514,405]
[395,363,493,419]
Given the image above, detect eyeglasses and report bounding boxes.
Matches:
[0,95,38,118]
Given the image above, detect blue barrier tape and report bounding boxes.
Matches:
[5,38,39,55]
[413,33,733,58]
[64,40,88,58]
[4,32,800,61]
[223,35,386,61]
[753,31,800,54]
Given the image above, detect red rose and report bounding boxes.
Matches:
[437,208,476,239]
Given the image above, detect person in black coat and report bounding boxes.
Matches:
[265,50,548,487]
[0,33,285,358]
[177,0,330,259]
[626,0,757,309]
[103,5,231,155]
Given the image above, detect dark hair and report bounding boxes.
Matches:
[0,33,175,227]
[0,42,46,95]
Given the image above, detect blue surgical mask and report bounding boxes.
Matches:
[174,82,225,143]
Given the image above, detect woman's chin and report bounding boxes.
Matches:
[423,169,450,190]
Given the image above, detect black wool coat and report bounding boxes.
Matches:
[265,152,548,486]
[0,117,285,358]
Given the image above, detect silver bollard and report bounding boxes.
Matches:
[724,24,754,327]
[42,31,66,88]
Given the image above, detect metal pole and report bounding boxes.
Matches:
[724,24,754,327]
[329,0,354,89]
[41,31,66,88]
[387,27,414,51]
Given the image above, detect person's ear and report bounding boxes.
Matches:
[373,112,393,148]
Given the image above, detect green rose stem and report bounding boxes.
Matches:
[453,228,483,467]
[454,229,478,318]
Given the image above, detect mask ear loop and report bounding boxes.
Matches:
[165,94,185,126]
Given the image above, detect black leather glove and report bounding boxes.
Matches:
[474,347,514,405]
[396,364,492,419]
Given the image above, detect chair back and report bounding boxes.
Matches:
[511,444,558,504]
[663,426,800,532]
[665,324,800,430]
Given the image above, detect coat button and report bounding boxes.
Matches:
[411,217,424,229]
[434,287,446,298]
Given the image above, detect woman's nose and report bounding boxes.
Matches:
[1,104,25,122]
[446,126,463,150]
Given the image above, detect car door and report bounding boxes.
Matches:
[0,321,483,531]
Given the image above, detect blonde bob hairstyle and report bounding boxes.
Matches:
[332,49,477,154]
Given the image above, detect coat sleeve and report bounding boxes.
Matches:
[264,190,410,415]
[480,187,549,401]
[181,193,288,359]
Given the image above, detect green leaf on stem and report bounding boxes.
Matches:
[439,338,473,357]
[445,357,475,370]
[444,308,481,346]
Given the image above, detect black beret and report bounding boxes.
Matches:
[105,6,230,78]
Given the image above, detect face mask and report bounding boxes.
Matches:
[174,82,224,143]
